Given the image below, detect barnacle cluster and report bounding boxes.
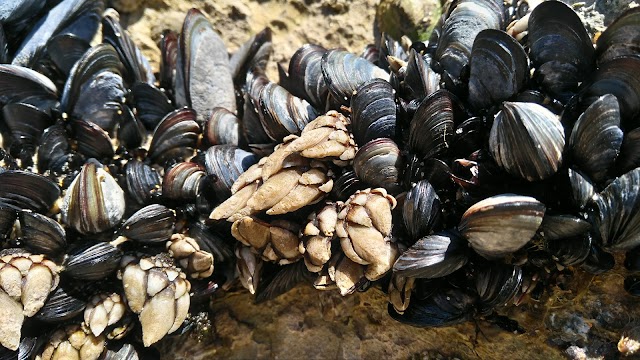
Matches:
[0,0,640,358]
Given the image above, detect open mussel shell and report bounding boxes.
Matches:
[11,0,103,68]
[204,145,258,199]
[489,102,565,182]
[61,161,125,235]
[148,108,200,165]
[538,214,590,241]
[321,49,389,105]
[102,10,155,85]
[409,90,455,161]
[595,7,640,65]
[64,241,123,280]
[434,0,505,90]
[467,29,528,111]
[353,138,403,194]
[258,81,317,142]
[568,94,623,183]
[459,194,545,258]
[528,0,594,100]
[176,8,236,116]
[19,211,66,257]
[35,283,87,323]
[282,44,328,109]
[402,180,441,241]
[350,78,396,146]
[475,263,522,314]
[580,57,640,124]
[568,168,596,210]
[393,230,468,279]
[162,162,205,201]
[389,287,476,327]
[118,204,175,244]
[0,170,60,214]
[204,107,241,146]
[124,160,161,206]
[594,167,640,251]
[405,49,439,101]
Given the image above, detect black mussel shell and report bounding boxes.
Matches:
[0,204,18,240]
[229,27,272,86]
[538,214,590,241]
[568,168,596,210]
[402,180,441,241]
[594,167,640,251]
[568,94,623,183]
[282,44,328,109]
[528,0,594,100]
[580,244,615,274]
[176,8,236,116]
[37,124,74,175]
[393,230,468,278]
[35,284,87,323]
[0,170,60,214]
[61,161,125,235]
[405,49,440,101]
[131,81,174,131]
[350,78,397,146]
[258,81,317,142]
[451,116,485,159]
[434,0,505,90]
[102,11,155,85]
[19,211,66,256]
[624,275,640,296]
[148,108,200,165]
[617,127,640,174]
[475,263,522,314]
[117,105,145,150]
[468,29,528,111]
[331,169,366,201]
[64,241,123,280]
[11,0,103,68]
[2,102,53,151]
[409,90,455,161]
[204,145,258,199]
[188,222,235,263]
[459,194,545,258]
[46,33,91,76]
[625,246,640,272]
[0,64,57,107]
[118,204,175,244]
[389,287,476,327]
[595,7,640,65]
[255,261,314,303]
[353,138,403,194]
[546,233,592,267]
[124,160,161,206]
[71,119,114,160]
[204,107,241,147]
[321,49,389,105]
[489,102,564,182]
[162,162,205,202]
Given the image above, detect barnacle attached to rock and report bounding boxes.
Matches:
[118,254,191,347]
[336,188,399,282]
[166,233,214,279]
[0,251,60,350]
[39,324,105,360]
[210,156,334,222]
[231,216,301,264]
[299,201,340,273]
[84,293,127,338]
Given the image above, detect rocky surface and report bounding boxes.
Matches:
[109,0,640,359]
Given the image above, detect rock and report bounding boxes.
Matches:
[375,0,441,41]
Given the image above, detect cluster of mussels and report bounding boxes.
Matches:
[1,0,640,357]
